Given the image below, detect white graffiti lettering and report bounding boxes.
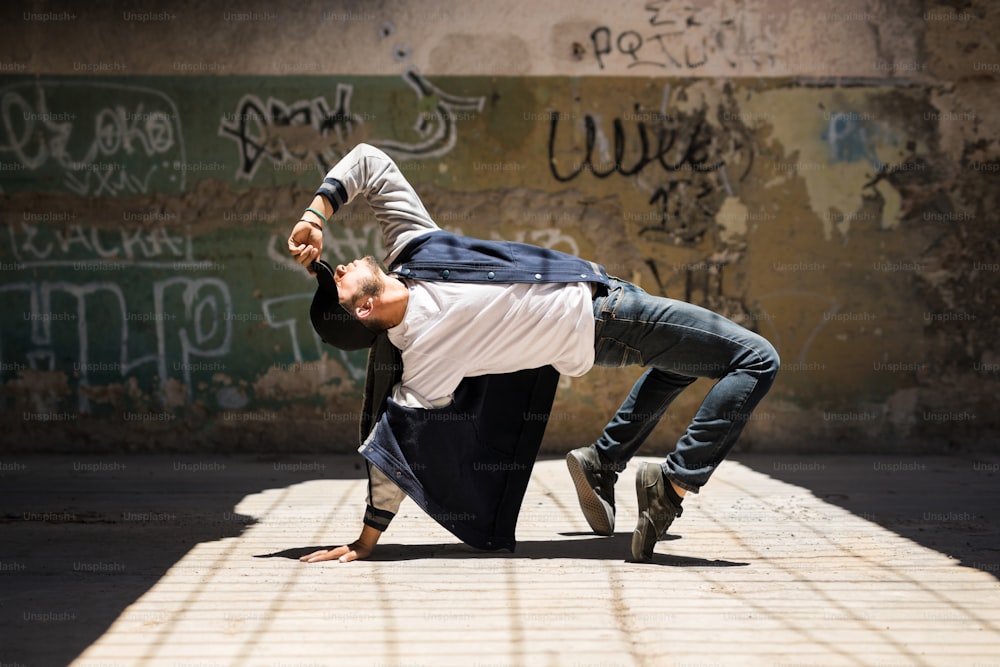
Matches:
[0,82,186,196]
[218,69,485,180]
[6,223,192,267]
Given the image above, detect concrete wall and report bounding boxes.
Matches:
[1,0,997,455]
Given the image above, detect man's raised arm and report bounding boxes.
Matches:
[288,143,440,270]
[289,144,431,562]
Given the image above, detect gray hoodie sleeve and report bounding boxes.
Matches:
[315,143,439,265]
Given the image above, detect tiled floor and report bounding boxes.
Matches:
[2,454,998,666]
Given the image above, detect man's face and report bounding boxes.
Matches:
[334,256,383,314]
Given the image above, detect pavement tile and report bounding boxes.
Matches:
[1,454,998,667]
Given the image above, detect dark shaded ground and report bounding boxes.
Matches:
[0,454,365,667]
[1,453,998,666]
[735,453,1000,581]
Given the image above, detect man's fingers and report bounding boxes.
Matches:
[289,244,317,268]
[288,238,309,259]
[299,546,352,563]
[287,220,323,274]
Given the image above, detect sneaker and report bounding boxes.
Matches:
[632,461,683,561]
[566,446,617,536]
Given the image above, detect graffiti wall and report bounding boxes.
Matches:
[0,1,997,454]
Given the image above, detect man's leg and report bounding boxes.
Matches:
[566,366,693,535]
[577,278,779,559]
[592,367,697,468]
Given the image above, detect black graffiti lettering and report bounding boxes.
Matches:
[673,119,719,172]
[592,25,669,69]
[590,27,612,70]
[314,94,357,172]
[314,88,359,172]
[612,117,646,177]
[590,2,778,71]
[685,261,725,306]
[617,30,644,65]
[646,34,683,68]
[219,73,483,179]
[640,182,713,243]
[219,97,269,179]
[548,111,724,183]
[218,93,350,179]
[646,0,671,27]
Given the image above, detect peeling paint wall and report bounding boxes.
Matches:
[1,0,997,454]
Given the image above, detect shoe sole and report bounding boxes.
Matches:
[566,450,615,536]
[632,462,658,562]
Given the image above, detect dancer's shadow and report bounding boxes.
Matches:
[256,532,749,567]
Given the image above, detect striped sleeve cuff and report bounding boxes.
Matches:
[315,177,349,213]
[363,505,395,532]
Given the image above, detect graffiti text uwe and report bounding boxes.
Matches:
[547,110,724,183]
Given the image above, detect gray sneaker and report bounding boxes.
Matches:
[566,446,617,536]
[632,461,683,561]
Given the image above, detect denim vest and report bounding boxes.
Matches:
[358,230,601,550]
[391,230,610,286]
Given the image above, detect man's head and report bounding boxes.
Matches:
[309,259,377,350]
[334,256,393,331]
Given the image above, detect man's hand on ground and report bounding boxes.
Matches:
[299,525,382,564]
[299,541,372,563]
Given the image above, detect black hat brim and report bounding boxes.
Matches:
[309,260,378,351]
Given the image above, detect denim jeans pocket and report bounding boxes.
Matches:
[594,337,643,367]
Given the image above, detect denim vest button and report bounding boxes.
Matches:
[487,271,495,279]
[441,269,450,278]
[534,273,542,280]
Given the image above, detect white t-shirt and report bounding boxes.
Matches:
[323,143,597,409]
[387,279,596,408]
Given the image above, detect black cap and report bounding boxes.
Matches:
[309,260,378,351]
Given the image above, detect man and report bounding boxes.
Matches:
[287,143,779,562]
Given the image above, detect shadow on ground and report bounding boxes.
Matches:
[256,533,749,568]
[5,452,997,665]
[0,455,366,667]
[735,453,1000,581]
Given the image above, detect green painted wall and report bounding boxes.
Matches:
[0,72,996,453]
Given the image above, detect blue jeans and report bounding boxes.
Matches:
[591,278,779,493]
